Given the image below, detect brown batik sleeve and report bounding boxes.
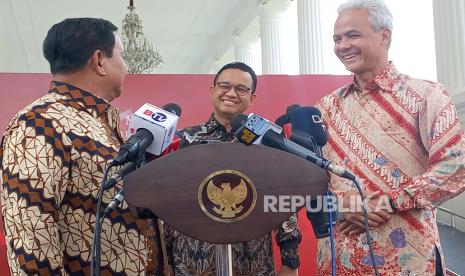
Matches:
[1,113,71,275]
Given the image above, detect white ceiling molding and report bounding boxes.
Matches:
[0,0,262,74]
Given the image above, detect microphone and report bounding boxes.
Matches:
[289,106,327,147]
[261,130,355,181]
[111,103,181,165]
[231,113,249,133]
[232,111,350,179]
[275,104,301,127]
[289,107,327,155]
[103,162,138,190]
[93,103,181,276]
[161,103,182,116]
[287,107,338,238]
[104,136,182,215]
[232,111,347,238]
[104,189,125,216]
[112,129,154,165]
[232,113,282,145]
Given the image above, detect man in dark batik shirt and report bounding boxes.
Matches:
[164,62,301,276]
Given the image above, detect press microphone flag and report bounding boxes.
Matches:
[233,113,282,145]
[128,103,180,156]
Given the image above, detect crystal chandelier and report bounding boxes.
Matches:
[121,0,163,73]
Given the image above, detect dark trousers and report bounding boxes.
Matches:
[436,246,443,276]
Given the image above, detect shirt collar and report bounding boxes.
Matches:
[48,81,110,117]
[340,62,401,97]
[204,113,228,133]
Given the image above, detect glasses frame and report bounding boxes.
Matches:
[215,81,254,96]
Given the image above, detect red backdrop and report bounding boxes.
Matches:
[0,73,351,275]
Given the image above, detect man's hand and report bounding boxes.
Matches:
[340,220,365,235]
[340,190,393,235]
[276,265,298,276]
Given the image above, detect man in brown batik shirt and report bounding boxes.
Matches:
[0,18,166,275]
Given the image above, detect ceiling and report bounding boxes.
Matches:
[0,0,266,73]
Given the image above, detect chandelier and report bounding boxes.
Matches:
[121,0,163,73]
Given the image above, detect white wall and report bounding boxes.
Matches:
[437,193,465,232]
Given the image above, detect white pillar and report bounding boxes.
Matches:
[432,0,465,124]
[233,36,255,66]
[297,0,324,74]
[212,58,224,74]
[433,0,465,230]
[259,0,290,74]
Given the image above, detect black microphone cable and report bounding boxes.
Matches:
[90,162,114,276]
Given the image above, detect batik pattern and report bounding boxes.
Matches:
[1,81,164,275]
[315,63,465,275]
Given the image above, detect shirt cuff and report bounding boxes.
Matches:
[279,240,300,269]
[387,188,416,212]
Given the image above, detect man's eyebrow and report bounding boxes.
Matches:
[345,30,360,35]
[334,28,359,35]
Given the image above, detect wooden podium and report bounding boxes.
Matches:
[124,143,328,275]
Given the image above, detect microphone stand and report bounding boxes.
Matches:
[92,152,146,276]
[215,244,233,276]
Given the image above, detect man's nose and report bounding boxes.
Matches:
[336,38,351,51]
[224,87,238,97]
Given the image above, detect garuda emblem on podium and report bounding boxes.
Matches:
[198,170,257,223]
[207,179,247,218]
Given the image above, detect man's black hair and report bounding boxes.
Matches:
[43,18,118,74]
[213,62,258,92]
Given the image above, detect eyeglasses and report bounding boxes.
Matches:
[215,81,253,96]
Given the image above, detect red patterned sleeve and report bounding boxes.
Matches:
[388,86,465,211]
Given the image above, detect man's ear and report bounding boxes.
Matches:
[91,49,106,76]
[249,93,257,105]
[381,28,392,46]
[209,86,214,96]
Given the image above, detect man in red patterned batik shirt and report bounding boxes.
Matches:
[315,0,465,275]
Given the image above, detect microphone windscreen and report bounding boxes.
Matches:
[162,103,182,117]
[275,114,289,127]
[275,104,301,127]
[231,113,248,133]
[290,107,327,146]
[286,104,301,114]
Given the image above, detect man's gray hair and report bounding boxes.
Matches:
[338,0,393,32]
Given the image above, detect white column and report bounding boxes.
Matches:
[212,58,224,74]
[233,36,255,66]
[433,0,465,230]
[297,0,324,74]
[259,0,290,74]
[433,0,465,124]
